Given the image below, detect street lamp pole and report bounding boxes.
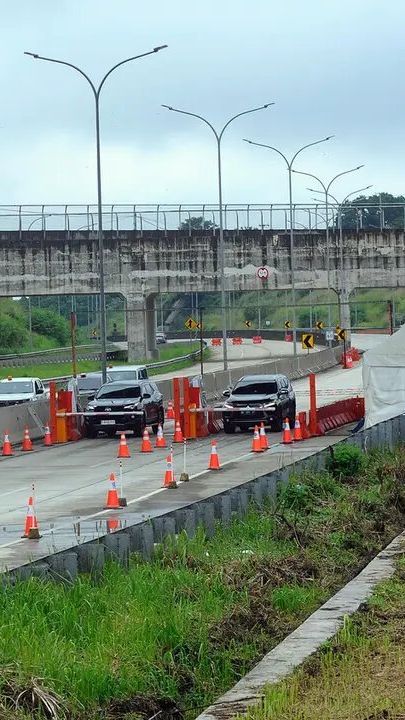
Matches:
[243,136,333,355]
[25,46,168,382]
[292,165,364,337]
[162,103,274,371]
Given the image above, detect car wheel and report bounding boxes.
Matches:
[223,419,236,434]
[152,409,164,435]
[134,414,146,437]
[272,410,284,432]
[105,428,116,438]
[85,425,97,439]
[289,403,296,423]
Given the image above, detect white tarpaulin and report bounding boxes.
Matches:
[363,326,405,428]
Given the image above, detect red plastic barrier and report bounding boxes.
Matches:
[316,398,364,435]
[285,333,293,342]
[211,338,222,346]
[232,337,243,345]
[252,335,262,344]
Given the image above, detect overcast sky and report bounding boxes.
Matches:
[1,0,404,208]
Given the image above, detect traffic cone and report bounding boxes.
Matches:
[107,518,120,533]
[104,473,121,509]
[251,425,263,453]
[21,495,41,539]
[117,433,131,459]
[162,455,177,488]
[44,424,52,446]
[141,428,153,453]
[2,432,13,457]
[155,424,167,448]
[299,412,310,440]
[259,422,269,450]
[282,418,293,444]
[173,421,183,443]
[22,427,33,452]
[208,440,221,470]
[166,401,175,420]
[293,415,303,441]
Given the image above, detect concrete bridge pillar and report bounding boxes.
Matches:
[126,293,157,363]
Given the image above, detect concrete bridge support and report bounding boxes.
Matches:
[126,293,157,363]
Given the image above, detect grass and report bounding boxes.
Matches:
[0,342,207,380]
[248,555,405,720]
[0,445,403,719]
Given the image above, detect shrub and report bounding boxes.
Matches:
[326,444,364,480]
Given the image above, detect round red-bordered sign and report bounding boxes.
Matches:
[256,266,269,280]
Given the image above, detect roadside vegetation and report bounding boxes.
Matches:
[0,444,403,719]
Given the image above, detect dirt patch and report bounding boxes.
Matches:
[220,552,318,594]
[103,694,183,720]
[209,595,294,651]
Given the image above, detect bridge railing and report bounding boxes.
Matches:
[1,203,405,238]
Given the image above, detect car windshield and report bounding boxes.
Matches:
[77,376,102,391]
[96,385,141,400]
[233,381,278,395]
[0,381,33,394]
[108,370,139,381]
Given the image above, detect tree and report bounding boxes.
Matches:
[179,216,216,231]
[31,309,70,346]
[338,193,405,230]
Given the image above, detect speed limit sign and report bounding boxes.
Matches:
[256,266,269,281]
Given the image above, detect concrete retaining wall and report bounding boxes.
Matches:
[0,398,49,441]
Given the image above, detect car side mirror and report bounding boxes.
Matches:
[142,392,151,399]
[37,387,44,394]
[222,388,231,397]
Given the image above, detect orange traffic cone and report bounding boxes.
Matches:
[107,518,121,533]
[251,425,264,453]
[282,418,293,444]
[21,495,41,539]
[162,454,177,488]
[104,473,121,509]
[173,421,183,443]
[208,440,221,469]
[141,428,153,453]
[299,411,310,440]
[293,415,303,441]
[117,433,131,459]
[2,432,13,457]
[155,424,167,448]
[44,425,52,446]
[22,427,33,452]
[166,401,175,420]
[259,422,269,450]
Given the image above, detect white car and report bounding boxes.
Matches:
[106,365,149,382]
[0,377,47,407]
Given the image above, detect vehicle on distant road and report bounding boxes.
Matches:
[107,364,149,382]
[0,377,47,407]
[222,374,296,433]
[84,380,164,438]
[156,331,167,344]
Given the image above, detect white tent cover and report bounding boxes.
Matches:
[363,326,405,428]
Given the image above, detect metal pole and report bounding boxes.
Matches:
[217,137,228,370]
[199,305,204,378]
[28,297,33,352]
[95,95,108,382]
[325,189,331,334]
[288,166,297,354]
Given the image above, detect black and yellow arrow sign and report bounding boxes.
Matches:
[284,320,291,329]
[244,320,252,328]
[185,317,198,330]
[337,328,346,341]
[316,321,324,330]
[301,333,314,350]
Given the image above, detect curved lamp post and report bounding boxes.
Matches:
[162,103,274,370]
[25,46,168,381]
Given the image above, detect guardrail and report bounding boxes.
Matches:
[0,344,120,368]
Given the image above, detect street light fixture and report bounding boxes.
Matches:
[25,45,168,382]
[162,102,274,371]
[243,136,333,355]
[292,165,364,336]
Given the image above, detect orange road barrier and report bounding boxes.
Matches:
[293,415,303,441]
[21,492,41,539]
[211,337,222,346]
[163,453,177,488]
[22,427,33,452]
[251,425,264,453]
[232,336,243,345]
[252,335,262,344]
[2,432,13,457]
[259,422,269,450]
[166,400,175,420]
[298,411,310,440]
[117,433,131,459]
[140,428,153,453]
[44,424,53,446]
[106,518,120,532]
[208,439,221,470]
[104,472,121,509]
[155,424,167,448]
[173,421,184,443]
[282,418,293,444]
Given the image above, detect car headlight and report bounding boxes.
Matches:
[264,403,276,410]
[223,402,233,409]
[123,404,137,410]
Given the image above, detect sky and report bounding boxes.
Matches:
[1,0,404,209]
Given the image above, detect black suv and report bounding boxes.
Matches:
[84,380,164,438]
[222,374,296,433]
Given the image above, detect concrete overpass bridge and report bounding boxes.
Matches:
[0,222,404,360]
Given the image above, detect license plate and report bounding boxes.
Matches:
[101,419,115,425]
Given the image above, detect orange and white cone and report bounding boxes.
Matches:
[259,422,269,450]
[107,518,121,533]
[141,428,153,453]
[117,433,131,459]
[44,424,52,446]
[104,472,121,509]
[293,415,303,442]
[282,418,293,444]
[251,425,263,453]
[208,440,221,470]
[2,432,13,457]
[22,427,33,452]
[166,401,175,420]
[173,421,183,443]
[21,495,41,539]
[162,454,177,488]
[155,424,167,448]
